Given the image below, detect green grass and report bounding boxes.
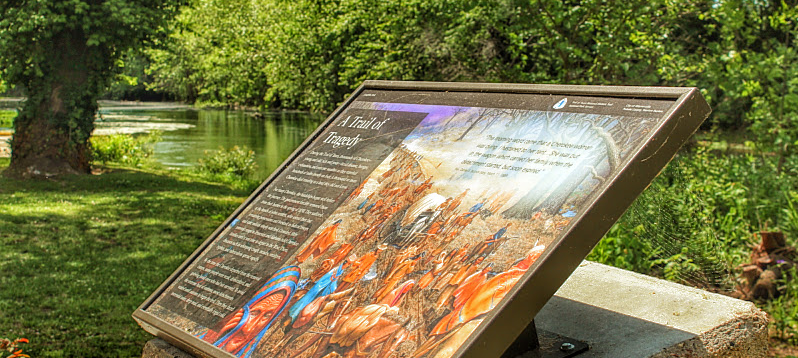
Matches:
[0,110,15,127]
[0,161,248,357]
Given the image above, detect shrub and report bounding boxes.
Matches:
[0,110,15,127]
[91,130,162,166]
[196,145,257,178]
[590,144,798,290]
[766,266,798,344]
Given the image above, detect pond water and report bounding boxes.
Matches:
[96,101,325,179]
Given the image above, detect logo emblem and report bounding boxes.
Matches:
[553,98,567,109]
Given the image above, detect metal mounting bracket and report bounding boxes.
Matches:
[502,320,589,358]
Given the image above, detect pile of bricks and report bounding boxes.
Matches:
[735,231,797,300]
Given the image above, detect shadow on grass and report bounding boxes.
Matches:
[0,167,251,357]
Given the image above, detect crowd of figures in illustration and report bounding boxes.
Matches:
[197,143,571,358]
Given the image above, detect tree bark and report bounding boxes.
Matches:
[4,30,96,178]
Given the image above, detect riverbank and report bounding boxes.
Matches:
[0,100,325,177]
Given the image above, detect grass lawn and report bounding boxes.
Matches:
[0,159,248,357]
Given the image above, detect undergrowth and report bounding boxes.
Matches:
[0,110,15,127]
[589,143,798,345]
[91,130,162,166]
[193,145,259,190]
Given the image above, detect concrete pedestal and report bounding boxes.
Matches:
[534,261,768,358]
[141,261,768,358]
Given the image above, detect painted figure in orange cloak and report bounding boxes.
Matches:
[418,251,447,289]
[338,244,387,291]
[327,280,415,358]
[288,281,415,358]
[447,189,469,213]
[375,253,421,302]
[353,220,384,244]
[467,223,512,261]
[345,179,368,204]
[413,176,434,196]
[310,244,354,282]
[435,257,485,309]
[200,266,300,358]
[430,245,546,336]
[297,219,343,263]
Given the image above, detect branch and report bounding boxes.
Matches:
[588,165,606,185]
[592,123,620,172]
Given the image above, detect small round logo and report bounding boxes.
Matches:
[553,98,567,109]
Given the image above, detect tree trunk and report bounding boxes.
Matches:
[4,30,96,178]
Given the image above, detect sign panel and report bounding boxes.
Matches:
[134,81,710,358]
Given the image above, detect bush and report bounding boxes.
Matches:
[91,131,162,166]
[196,145,256,178]
[0,110,15,127]
[765,266,798,344]
[590,145,798,290]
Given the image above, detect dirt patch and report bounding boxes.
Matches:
[768,337,798,357]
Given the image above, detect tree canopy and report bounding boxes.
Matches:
[146,0,797,154]
[0,0,183,177]
[2,0,796,177]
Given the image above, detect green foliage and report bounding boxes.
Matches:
[146,0,272,106]
[657,0,798,142]
[0,110,15,127]
[590,145,798,288]
[147,0,677,112]
[104,51,164,101]
[90,131,162,166]
[196,145,257,182]
[0,0,184,87]
[0,0,183,173]
[587,224,656,272]
[766,266,798,344]
[144,0,798,160]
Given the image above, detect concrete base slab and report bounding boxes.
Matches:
[534,261,768,358]
[140,261,768,358]
[141,338,194,358]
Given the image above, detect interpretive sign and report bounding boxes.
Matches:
[134,81,711,358]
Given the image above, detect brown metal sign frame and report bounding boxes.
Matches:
[134,81,711,358]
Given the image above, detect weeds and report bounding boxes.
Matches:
[193,145,259,189]
[592,146,798,284]
[91,131,162,166]
[0,110,15,127]
[590,143,798,344]
[766,266,798,345]
[197,145,256,177]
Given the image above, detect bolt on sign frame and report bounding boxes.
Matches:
[134,81,711,358]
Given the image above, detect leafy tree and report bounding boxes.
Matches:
[656,0,798,158]
[146,0,273,107]
[260,0,677,111]
[0,0,183,177]
[146,0,798,146]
